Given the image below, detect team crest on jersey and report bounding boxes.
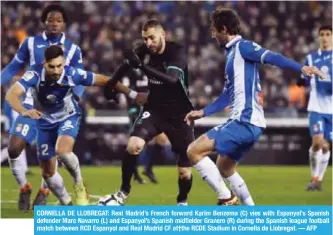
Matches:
[143,54,150,65]
[16,123,22,132]
[22,71,35,81]
[46,94,57,103]
[313,124,319,132]
[61,120,74,131]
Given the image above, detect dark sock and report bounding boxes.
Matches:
[120,151,138,194]
[177,174,193,203]
[143,145,155,172]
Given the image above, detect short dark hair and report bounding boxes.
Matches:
[142,19,163,31]
[211,7,241,35]
[44,45,64,61]
[41,4,68,23]
[319,25,332,33]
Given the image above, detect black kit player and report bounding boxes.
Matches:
[104,20,194,205]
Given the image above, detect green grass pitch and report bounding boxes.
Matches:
[1,166,332,218]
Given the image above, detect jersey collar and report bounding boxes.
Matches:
[225,35,242,48]
[42,31,66,45]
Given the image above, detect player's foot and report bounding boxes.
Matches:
[142,170,158,184]
[32,188,50,209]
[18,183,32,211]
[74,182,89,205]
[306,180,322,191]
[177,202,188,206]
[133,176,146,184]
[110,191,128,206]
[217,195,238,206]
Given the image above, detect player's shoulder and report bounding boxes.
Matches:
[65,65,87,79]
[166,41,184,51]
[21,65,41,82]
[238,39,261,48]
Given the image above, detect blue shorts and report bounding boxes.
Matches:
[206,119,263,162]
[9,115,37,145]
[37,115,81,160]
[309,112,332,141]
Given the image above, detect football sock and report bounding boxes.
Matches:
[9,156,27,188]
[121,151,138,194]
[44,172,71,205]
[318,151,331,181]
[194,157,231,199]
[309,147,321,180]
[177,174,193,203]
[58,152,83,184]
[225,172,254,205]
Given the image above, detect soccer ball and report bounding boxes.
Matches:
[97,194,123,206]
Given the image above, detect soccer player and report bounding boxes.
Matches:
[297,25,332,191]
[1,4,84,210]
[124,70,175,184]
[5,45,141,206]
[106,20,194,205]
[184,8,325,205]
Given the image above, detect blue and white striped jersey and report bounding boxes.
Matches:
[13,31,84,106]
[302,49,332,114]
[224,35,266,128]
[17,64,95,124]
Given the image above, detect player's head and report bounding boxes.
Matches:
[43,45,65,81]
[210,7,241,46]
[319,25,332,50]
[142,20,166,54]
[41,4,68,37]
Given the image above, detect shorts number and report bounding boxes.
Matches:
[21,125,30,136]
[41,144,48,156]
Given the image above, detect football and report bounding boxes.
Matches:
[97,194,123,206]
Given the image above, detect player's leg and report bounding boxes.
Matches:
[142,138,158,184]
[316,114,332,190]
[306,112,325,190]
[128,106,145,184]
[164,121,193,205]
[110,110,161,205]
[56,115,89,205]
[37,126,72,205]
[187,125,234,205]
[8,116,36,210]
[214,121,263,206]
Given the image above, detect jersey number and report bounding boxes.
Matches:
[41,144,48,156]
[21,125,30,136]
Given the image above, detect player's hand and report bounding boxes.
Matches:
[302,66,326,80]
[184,110,204,125]
[124,50,142,69]
[21,109,42,119]
[135,92,148,105]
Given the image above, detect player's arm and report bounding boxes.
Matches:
[125,49,183,84]
[297,55,311,87]
[70,46,85,98]
[184,88,229,125]
[1,38,30,86]
[239,41,325,79]
[5,71,42,119]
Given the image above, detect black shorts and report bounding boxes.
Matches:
[130,109,194,167]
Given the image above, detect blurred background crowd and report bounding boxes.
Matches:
[1,1,332,118]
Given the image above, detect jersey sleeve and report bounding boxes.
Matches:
[17,70,38,92]
[69,46,84,69]
[238,40,270,64]
[71,67,95,86]
[15,38,30,63]
[301,54,311,79]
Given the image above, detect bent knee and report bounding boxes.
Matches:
[178,167,192,179]
[127,137,145,155]
[8,145,23,159]
[55,147,72,157]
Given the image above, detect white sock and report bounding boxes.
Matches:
[194,157,231,199]
[226,172,255,206]
[309,147,322,179]
[44,172,71,205]
[58,152,83,184]
[1,147,9,163]
[8,157,27,187]
[18,149,28,174]
[318,151,331,181]
[41,161,57,189]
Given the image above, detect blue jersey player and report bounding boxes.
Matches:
[5,45,137,206]
[298,26,332,191]
[0,5,84,210]
[185,8,325,205]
